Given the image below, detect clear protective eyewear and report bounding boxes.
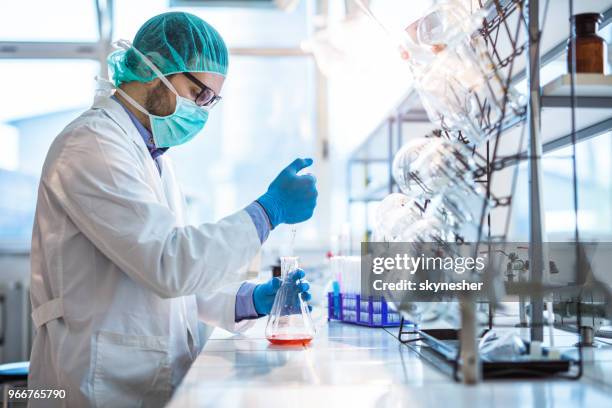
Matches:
[183,72,223,108]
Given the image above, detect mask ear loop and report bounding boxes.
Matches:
[114,39,181,98]
[95,75,150,116]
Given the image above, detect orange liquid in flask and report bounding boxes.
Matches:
[265,257,316,346]
[267,334,313,346]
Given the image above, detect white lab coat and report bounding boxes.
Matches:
[28,92,260,407]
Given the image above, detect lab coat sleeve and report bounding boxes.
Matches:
[45,124,261,299]
[196,282,258,333]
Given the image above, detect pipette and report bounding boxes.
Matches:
[289,228,297,257]
[288,228,305,302]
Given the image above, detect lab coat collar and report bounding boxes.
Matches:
[111,95,170,161]
[91,92,149,153]
[92,92,170,203]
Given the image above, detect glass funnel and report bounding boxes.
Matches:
[265,257,315,345]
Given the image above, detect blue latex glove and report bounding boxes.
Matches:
[252,269,312,316]
[257,158,318,228]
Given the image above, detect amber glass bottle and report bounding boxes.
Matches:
[568,13,607,74]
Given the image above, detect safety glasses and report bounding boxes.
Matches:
[183,72,223,108]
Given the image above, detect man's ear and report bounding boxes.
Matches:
[145,77,161,89]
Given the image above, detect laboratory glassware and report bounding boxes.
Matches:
[395,215,451,245]
[391,232,453,324]
[392,137,478,197]
[374,193,422,242]
[428,188,490,242]
[330,255,362,294]
[401,1,521,145]
[568,13,607,74]
[265,257,316,345]
[402,0,480,69]
[391,137,491,239]
[479,331,528,362]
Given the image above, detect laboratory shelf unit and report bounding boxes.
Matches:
[347,0,612,384]
[348,1,612,240]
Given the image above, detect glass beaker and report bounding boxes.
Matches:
[265,257,316,345]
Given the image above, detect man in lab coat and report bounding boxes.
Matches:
[28,12,316,407]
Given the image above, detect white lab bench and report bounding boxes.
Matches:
[167,317,612,408]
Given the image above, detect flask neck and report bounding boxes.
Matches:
[280,257,299,280]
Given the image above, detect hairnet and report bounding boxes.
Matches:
[108,12,228,86]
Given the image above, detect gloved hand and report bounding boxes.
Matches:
[257,158,318,228]
[252,269,312,316]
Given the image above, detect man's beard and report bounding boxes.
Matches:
[144,81,175,117]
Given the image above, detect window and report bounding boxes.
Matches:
[0,0,98,42]
[113,0,311,48]
[0,60,99,247]
[511,132,612,241]
[168,56,316,237]
[0,1,321,250]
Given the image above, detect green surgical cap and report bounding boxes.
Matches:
[108,12,228,86]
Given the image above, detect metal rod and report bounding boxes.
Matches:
[569,0,584,379]
[229,47,310,57]
[95,0,114,78]
[388,118,394,194]
[0,42,100,59]
[526,0,545,342]
[544,117,612,154]
[396,109,403,195]
[459,300,481,384]
[400,110,431,122]
[541,96,612,109]
[489,117,612,166]
[0,41,309,59]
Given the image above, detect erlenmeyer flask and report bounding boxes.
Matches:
[265,257,316,345]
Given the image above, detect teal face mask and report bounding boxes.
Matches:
[148,95,209,148]
[112,40,211,148]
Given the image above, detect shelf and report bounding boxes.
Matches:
[542,96,612,109]
[492,74,612,153]
[543,74,612,97]
[543,116,612,153]
[349,181,390,203]
[349,117,395,162]
[536,99,611,147]
[510,4,612,85]
[400,109,430,122]
[348,158,389,164]
[493,106,612,157]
